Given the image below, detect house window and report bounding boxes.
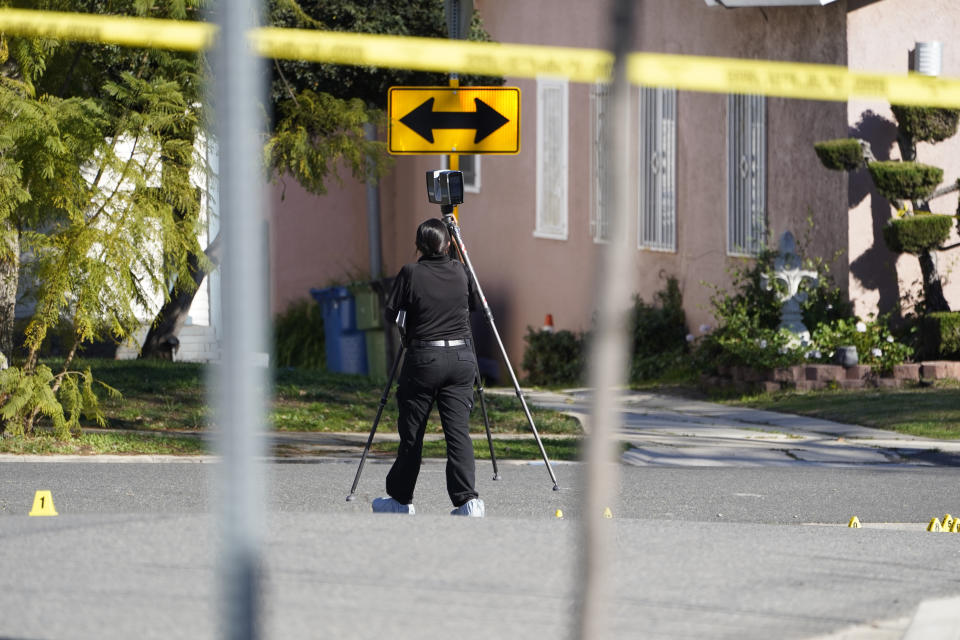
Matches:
[727,93,766,257]
[442,155,480,193]
[638,86,677,252]
[590,83,612,242]
[535,77,568,240]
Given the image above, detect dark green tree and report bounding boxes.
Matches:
[145,0,501,355]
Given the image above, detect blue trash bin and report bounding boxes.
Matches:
[310,286,368,375]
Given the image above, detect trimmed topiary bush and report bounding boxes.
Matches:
[890,105,960,144]
[920,311,960,359]
[882,213,952,255]
[868,161,943,202]
[814,138,863,171]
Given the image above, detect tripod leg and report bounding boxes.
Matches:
[474,375,500,480]
[346,345,405,502]
[444,216,560,491]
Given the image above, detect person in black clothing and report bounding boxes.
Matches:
[372,218,485,517]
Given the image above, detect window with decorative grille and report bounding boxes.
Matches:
[535,77,568,240]
[727,93,766,257]
[590,83,612,242]
[638,87,677,252]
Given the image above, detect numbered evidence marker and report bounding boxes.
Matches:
[29,490,58,516]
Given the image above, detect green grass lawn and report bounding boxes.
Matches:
[733,382,960,439]
[372,437,584,461]
[0,359,581,456]
[0,431,206,455]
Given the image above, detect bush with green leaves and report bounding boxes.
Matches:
[695,246,856,373]
[694,299,808,371]
[814,138,864,171]
[274,299,326,369]
[889,105,960,144]
[811,315,912,374]
[521,328,585,387]
[920,311,960,360]
[867,161,943,203]
[882,213,952,255]
[629,276,689,381]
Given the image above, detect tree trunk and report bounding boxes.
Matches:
[918,249,950,313]
[0,228,19,364]
[139,232,222,360]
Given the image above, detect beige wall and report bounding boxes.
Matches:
[268,174,370,314]
[847,0,960,319]
[269,0,852,378]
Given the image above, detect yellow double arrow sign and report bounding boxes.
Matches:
[2,8,960,107]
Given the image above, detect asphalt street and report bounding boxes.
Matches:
[1,390,959,639]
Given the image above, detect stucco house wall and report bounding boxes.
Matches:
[268,0,917,376]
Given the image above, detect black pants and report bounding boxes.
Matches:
[386,345,478,507]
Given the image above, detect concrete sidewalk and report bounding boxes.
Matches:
[487,387,960,468]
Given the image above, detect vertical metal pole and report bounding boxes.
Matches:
[212,2,268,639]
[364,122,383,279]
[575,0,638,638]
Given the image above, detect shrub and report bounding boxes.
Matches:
[867,161,943,202]
[890,105,960,144]
[522,328,584,387]
[695,242,861,373]
[695,301,808,371]
[630,276,689,381]
[811,315,912,374]
[274,299,326,369]
[882,213,952,255]
[814,138,864,171]
[920,311,960,359]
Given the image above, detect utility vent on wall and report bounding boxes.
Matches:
[705,0,837,6]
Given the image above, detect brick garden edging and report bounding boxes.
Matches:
[701,361,960,393]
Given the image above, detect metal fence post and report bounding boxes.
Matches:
[212,1,269,639]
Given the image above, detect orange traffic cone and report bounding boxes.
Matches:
[542,314,555,332]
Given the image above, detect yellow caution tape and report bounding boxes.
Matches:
[3,8,960,107]
[0,8,214,52]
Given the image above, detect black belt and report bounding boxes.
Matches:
[410,338,469,348]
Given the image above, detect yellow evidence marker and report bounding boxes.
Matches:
[602,507,613,519]
[848,516,861,528]
[29,490,58,516]
[951,519,960,533]
[555,509,564,519]
[927,517,943,532]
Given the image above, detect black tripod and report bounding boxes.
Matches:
[344,205,560,502]
[345,333,500,502]
[441,208,560,491]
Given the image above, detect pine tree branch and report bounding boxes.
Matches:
[86,133,142,227]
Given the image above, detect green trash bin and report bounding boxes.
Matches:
[352,285,383,330]
[350,282,390,378]
[365,329,387,380]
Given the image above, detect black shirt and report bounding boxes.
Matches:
[385,254,478,341]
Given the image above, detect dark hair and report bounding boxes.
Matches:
[415,218,450,257]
